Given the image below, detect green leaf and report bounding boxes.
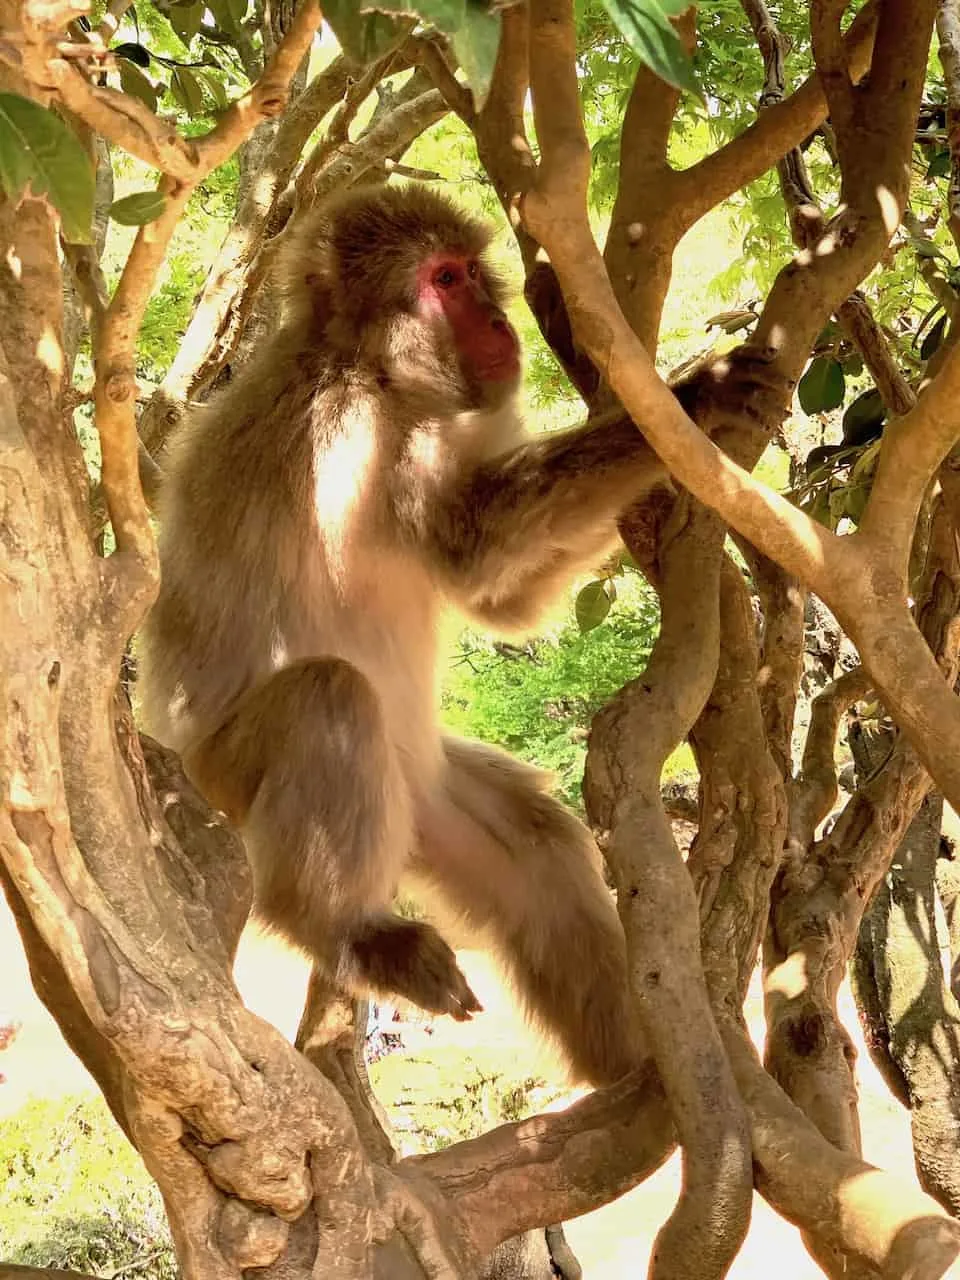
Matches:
[798,356,845,414]
[842,386,886,444]
[806,487,835,530]
[113,41,151,67]
[209,0,248,36]
[450,2,501,105]
[170,66,205,116]
[575,579,616,633]
[349,0,499,100]
[926,149,951,180]
[921,312,948,361]
[110,190,167,226]
[599,0,700,97]
[814,320,840,349]
[828,485,847,523]
[323,0,407,62]
[851,438,881,484]
[168,1,203,42]
[842,481,869,526]
[119,59,158,112]
[387,0,465,24]
[912,236,948,261]
[0,93,93,243]
[197,68,229,110]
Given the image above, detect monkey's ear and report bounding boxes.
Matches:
[275,211,337,327]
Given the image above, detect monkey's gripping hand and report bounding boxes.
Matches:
[670,344,793,437]
[349,917,483,1023]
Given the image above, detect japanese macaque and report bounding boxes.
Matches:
[139,184,660,1087]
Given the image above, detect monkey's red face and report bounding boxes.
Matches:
[416,253,521,389]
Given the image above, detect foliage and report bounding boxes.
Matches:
[0,1095,176,1279]
[371,1045,566,1152]
[441,580,662,809]
[138,251,211,378]
[0,95,94,242]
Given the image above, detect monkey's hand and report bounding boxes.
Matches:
[671,344,793,435]
[351,917,483,1023]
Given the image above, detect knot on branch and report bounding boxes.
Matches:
[785,1009,828,1058]
[255,79,290,117]
[207,1137,313,1218]
[218,1199,289,1268]
[104,367,135,403]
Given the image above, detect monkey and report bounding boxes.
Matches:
[139,184,666,1088]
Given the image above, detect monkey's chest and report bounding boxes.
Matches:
[282,555,443,770]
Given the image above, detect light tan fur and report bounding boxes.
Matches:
[140,185,654,1084]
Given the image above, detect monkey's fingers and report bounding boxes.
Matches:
[447,977,484,1023]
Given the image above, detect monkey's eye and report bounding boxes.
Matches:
[434,267,458,288]
[467,260,479,279]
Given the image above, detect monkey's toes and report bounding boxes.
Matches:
[354,917,484,1023]
[410,933,483,1022]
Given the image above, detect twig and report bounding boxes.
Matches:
[73,0,322,626]
[105,1247,170,1280]
[407,32,475,123]
[96,0,133,45]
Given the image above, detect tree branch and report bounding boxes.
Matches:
[789,665,871,849]
[859,340,960,571]
[586,495,753,1279]
[673,0,879,227]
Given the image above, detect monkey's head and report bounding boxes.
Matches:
[282,185,521,411]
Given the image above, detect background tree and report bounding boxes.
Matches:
[7,0,960,1276]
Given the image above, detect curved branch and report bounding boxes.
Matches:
[860,341,960,571]
[586,494,753,1279]
[407,32,474,123]
[402,1066,675,1257]
[790,665,871,848]
[722,1019,960,1278]
[674,0,879,225]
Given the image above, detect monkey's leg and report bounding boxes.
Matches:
[414,737,644,1087]
[187,659,481,1021]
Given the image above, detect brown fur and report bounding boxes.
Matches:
[139,184,655,1085]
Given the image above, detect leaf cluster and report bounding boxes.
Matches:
[442,583,660,810]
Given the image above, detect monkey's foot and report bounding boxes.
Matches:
[350,917,483,1023]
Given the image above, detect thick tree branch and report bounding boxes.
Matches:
[722,1020,960,1278]
[687,555,789,1007]
[586,495,753,1280]
[521,0,960,826]
[601,9,696,349]
[403,1067,674,1257]
[860,340,960,568]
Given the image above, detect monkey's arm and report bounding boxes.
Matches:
[425,417,664,629]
